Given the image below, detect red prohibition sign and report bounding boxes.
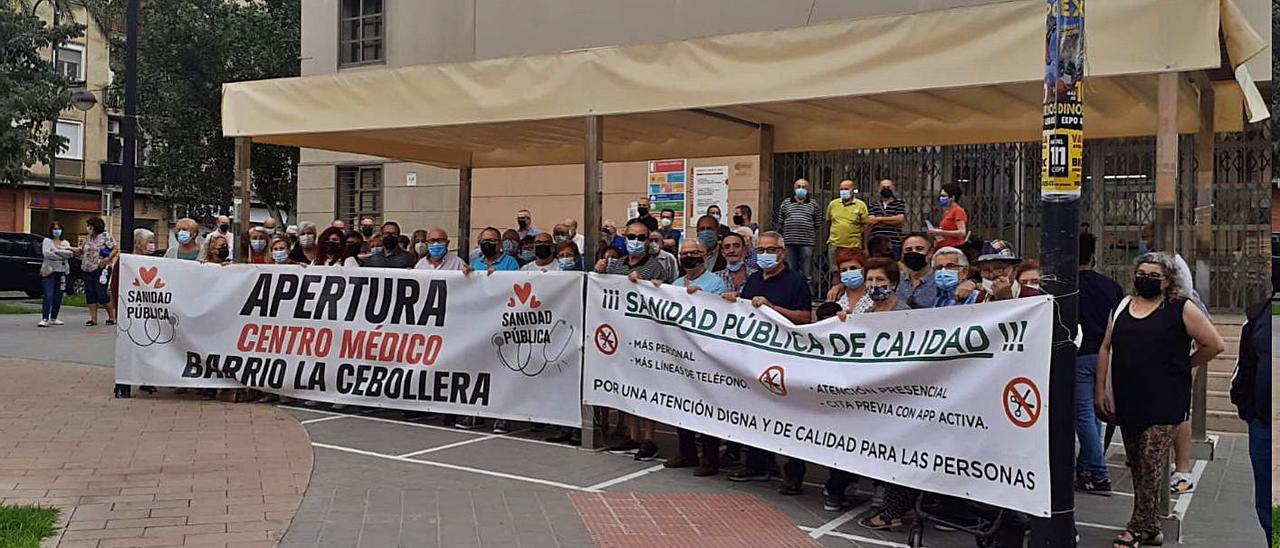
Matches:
[594,324,618,356]
[1003,377,1041,428]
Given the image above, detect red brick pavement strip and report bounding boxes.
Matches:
[0,358,313,547]
[570,492,822,548]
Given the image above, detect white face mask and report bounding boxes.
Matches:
[299,234,315,247]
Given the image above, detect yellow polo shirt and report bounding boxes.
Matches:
[826,198,869,248]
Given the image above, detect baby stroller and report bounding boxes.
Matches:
[904,494,1027,548]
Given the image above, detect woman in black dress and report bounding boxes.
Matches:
[1096,252,1223,547]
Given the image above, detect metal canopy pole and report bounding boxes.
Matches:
[581,115,604,449]
[758,123,775,231]
[457,156,473,257]
[1189,73,1214,461]
[112,0,140,400]
[1154,72,1179,253]
[233,137,252,262]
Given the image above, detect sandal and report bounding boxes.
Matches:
[105,319,116,326]
[858,513,903,531]
[1113,529,1163,547]
[85,320,97,326]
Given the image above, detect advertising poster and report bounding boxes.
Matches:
[691,166,730,224]
[648,159,687,230]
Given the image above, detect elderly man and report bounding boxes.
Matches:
[211,214,234,253]
[521,232,561,272]
[470,227,521,272]
[932,246,986,307]
[414,228,466,270]
[516,209,540,238]
[262,216,279,233]
[776,178,821,287]
[626,197,659,232]
[826,178,869,264]
[866,179,907,259]
[691,215,726,272]
[562,218,586,252]
[331,219,347,230]
[974,239,1037,301]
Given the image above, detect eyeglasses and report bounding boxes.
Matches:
[427,239,447,244]
[756,247,783,254]
[624,233,648,241]
[937,264,965,272]
[1135,271,1165,280]
[678,253,704,259]
[479,238,500,245]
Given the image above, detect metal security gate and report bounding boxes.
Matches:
[771,127,1271,312]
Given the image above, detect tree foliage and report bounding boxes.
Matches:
[0,4,85,185]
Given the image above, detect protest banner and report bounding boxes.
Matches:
[583,274,1053,515]
[114,255,585,426]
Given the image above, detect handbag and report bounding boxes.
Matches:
[40,264,54,277]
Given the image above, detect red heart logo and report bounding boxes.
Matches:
[506,297,517,308]
[529,296,542,309]
[513,283,534,304]
[154,280,166,289]
[132,279,140,287]
[138,266,158,285]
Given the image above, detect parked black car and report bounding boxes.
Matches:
[0,232,83,298]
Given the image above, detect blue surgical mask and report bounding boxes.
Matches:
[502,240,518,255]
[935,269,960,291]
[428,242,447,258]
[711,214,721,223]
[520,250,536,261]
[839,189,852,200]
[840,269,864,289]
[697,230,717,248]
[177,230,192,244]
[939,197,950,207]
[794,188,807,199]
[271,249,289,263]
[557,257,576,270]
[250,239,266,252]
[756,253,779,270]
[51,229,62,238]
[625,239,647,256]
[725,259,743,272]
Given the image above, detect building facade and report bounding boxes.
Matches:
[2,3,171,245]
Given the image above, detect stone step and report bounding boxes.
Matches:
[1207,371,1233,392]
[1206,389,1234,412]
[1208,356,1239,373]
[1207,410,1248,434]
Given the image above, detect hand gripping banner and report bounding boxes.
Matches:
[583,274,1053,515]
[115,255,584,427]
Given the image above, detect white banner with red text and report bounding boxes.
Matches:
[114,255,585,427]
[583,273,1053,515]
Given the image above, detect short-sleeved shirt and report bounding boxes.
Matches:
[937,205,969,249]
[416,254,467,271]
[776,198,822,246]
[867,198,907,247]
[521,260,561,272]
[675,270,728,295]
[606,252,674,282]
[897,269,940,309]
[366,250,417,268]
[740,267,811,312]
[715,262,758,294]
[658,228,683,250]
[80,233,116,271]
[471,254,521,271]
[826,198,869,249]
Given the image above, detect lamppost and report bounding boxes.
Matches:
[31,0,99,224]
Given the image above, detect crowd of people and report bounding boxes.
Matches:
[33,191,1268,546]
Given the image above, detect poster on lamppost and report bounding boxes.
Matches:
[1041,0,1084,198]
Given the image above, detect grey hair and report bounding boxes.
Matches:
[297,221,317,234]
[133,228,154,242]
[933,246,968,267]
[758,231,785,247]
[1134,252,1188,300]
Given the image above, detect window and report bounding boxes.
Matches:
[337,165,382,224]
[55,120,84,160]
[107,118,122,164]
[56,44,85,82]
[339,0,383,66]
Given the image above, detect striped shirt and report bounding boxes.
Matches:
[606,252,675,282]
[775,198,822,246]
[867,198,907,246]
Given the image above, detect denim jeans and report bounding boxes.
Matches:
[784,244,814,288]
[1074,354,1108,480]
[1247,419,1270,541]
[41,272,63,320]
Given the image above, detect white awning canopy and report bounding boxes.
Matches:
[222,0,1269,168]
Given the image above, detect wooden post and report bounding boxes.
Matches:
[581,115,604,449]
[758,123,775,231]
[1189,73,1214,459]
[457,157,473,257]
[233,137,252,262]
[1154,72,1179,253]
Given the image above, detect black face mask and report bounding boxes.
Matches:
[636,207,649,217]
[733,215,745,226]
[679,256,702,271]
[534,244,553,260]
[324,241,341,255]
[215,247,229,260]
[347,242,363,256]
[382,234,398,250]
[219,224,230,232]
[480,241,499,258]
[902,251,928,271]
[517,219,529,229]
[360,226,375,237]
[1133,276,1163,298]
[880,188,893,199]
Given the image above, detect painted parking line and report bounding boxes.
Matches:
[299,415,351,425]
[312,442,591,491]
[583,464,666,491]
[796,526,908,547]
[396,429,529,458]
[806,507,861,539]
[280,404,576,449]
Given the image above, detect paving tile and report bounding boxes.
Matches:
[305,416,477,456]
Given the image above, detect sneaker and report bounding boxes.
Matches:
[823,494,847,512]
[605,440,641,454]
[663,455,698,469]
[693,465,719,477]
[37,319,48,327]
[777,481,803,496]
[1170,473,1194,494]
[492,420,510,434]
[454,416,484,430]
[50,319,64,326]
[727,468,771,482]
[1074,476,1113,497]
[634,441,659,461]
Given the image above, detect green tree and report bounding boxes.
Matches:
[0,3,85,186]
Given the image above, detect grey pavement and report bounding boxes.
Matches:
[0,301,1267,547]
